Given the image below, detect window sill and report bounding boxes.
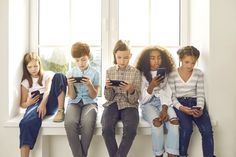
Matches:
[4,106,152,135]
[4,100,217,136]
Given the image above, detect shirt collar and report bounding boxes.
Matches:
[115,64,131,71]
[76,65,91,74]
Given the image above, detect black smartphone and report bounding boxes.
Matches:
[74,77,86,83]
[110,80,127,86]
[31,90,40,98]
[156,68,166,78]
[192,106,201,110]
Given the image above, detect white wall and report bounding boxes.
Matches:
[208,0,236,156]
[0,0,13,155]
[188,0,236,156]
[1,0,236,156]
[0,0,29,156]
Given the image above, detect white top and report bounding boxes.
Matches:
[21,71,55,97]
[139,71,172,106]
[168,68,205,110]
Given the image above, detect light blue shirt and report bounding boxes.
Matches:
[67,65,100,105]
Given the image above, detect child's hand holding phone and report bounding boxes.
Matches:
[27,90,41,106]
[156,68,166,78]
[156,68,166,82]
[74,76,87,83]
[191,106,201,110]
[191,106,203,117]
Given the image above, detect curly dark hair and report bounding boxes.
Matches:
[136,46,175,82]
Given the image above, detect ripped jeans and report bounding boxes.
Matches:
[174,97,215,157]
[141,96,179,156]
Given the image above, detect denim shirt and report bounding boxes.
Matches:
[67,65,100,105]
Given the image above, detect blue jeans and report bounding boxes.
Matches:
[141,96,179,156]
[175,97,215,157]
[101,102,139,157]
[19,73,67,149]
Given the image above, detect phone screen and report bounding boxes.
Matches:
[74,77,85,83]
[156,68,166,77]
[110,80,126,86]
[31,90,40,98]
[192,106,201,110]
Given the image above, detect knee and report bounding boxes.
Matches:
[53,73,67,87]
[153,117,162,127]
[81,116,96,130]
[169,117,179,125]
[180,127,193,136]
[200,129,213,137]
[101,119,114,134]
[19,120,27,128]
[64,118,78,130]
[102,125,115,137]
[53,73,65,80]
[19,117,41,129]
[123,125,137,138]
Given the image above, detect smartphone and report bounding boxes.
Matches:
[31,90,40,98]
[156,68,166,78]
[110,80,127,86]
[74,77,86,83]
[192,106,201,110]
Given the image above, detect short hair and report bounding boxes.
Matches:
[71,42,91,58]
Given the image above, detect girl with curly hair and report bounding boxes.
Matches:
[136,46,179,157]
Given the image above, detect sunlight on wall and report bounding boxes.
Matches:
[8,0,29,117]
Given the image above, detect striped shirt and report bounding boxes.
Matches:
[103,65,141,110]
[168,68,205,110]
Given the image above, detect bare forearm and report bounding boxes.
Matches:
[88,84,98,99]
[67,85,76,99]
[40,92,49,107]
[147,85,154,94]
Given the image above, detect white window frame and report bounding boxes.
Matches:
[29,0,189,96]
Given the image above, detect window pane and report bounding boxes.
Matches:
[168,47,179,65]
[39,47,70,74]
[38,0,102,82]
[39,0,70,45]
[119,0,149,46]
[151,0,180,46]
[119,0,179,46]
[129,47,143,66]
[71,0,101,45]
[39,46,101,79]
[37,0,180,97]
